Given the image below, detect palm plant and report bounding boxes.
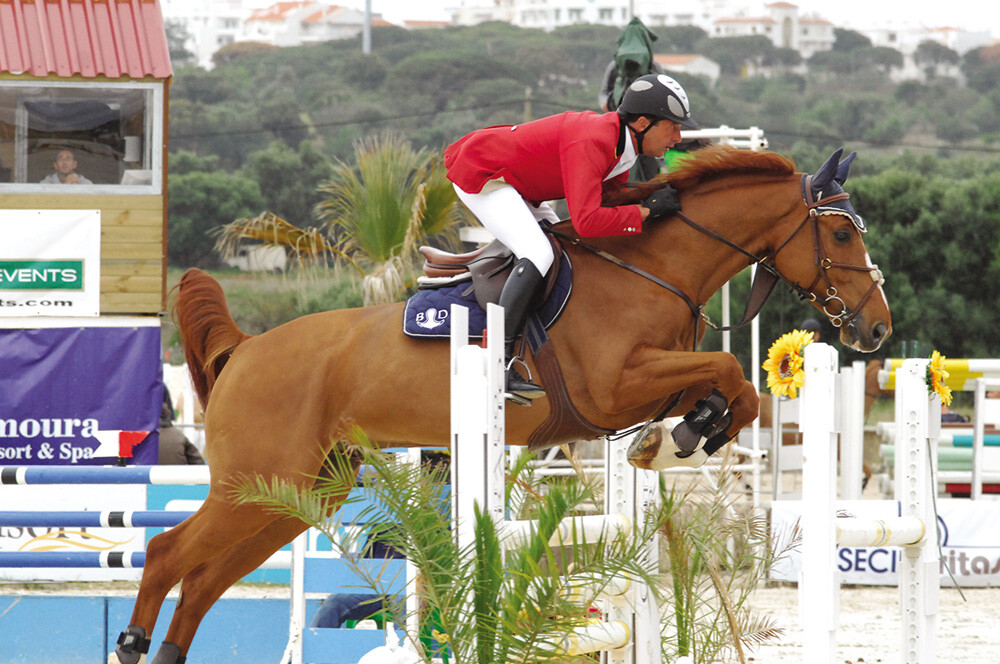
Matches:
[215,133,473,306]
[657,449,788,664]
[237,436,664,664]
[215,211,360,272]
[315,133,472,305]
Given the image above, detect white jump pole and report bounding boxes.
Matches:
[800,343,840,662]
[449,303,506,542]
[800,347,938,664]
[605,435,661,664]
[894,359,939,664]
[449,303,660,663]
[838,361,866,500]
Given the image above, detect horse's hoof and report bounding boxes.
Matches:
[626,424,664,470]
[108,652,145,664]
[627,418,709,470]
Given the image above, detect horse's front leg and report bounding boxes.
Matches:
[602,347,759,470]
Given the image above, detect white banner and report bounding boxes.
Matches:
[0,209,101,317]
[771,499,1000,586]
[0,484,146,581]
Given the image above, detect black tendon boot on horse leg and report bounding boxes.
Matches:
[627,389,733,470]
[671,389,731,457]
[149,641,185,664]
[113,625,150,664]
[499,257,545,402]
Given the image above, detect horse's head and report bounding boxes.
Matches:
[771,149,891,351]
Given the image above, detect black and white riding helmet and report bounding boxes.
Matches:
[617,73,698,129]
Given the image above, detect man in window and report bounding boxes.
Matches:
[40,148,93,184]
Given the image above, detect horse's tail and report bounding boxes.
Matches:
[172,268,251,409]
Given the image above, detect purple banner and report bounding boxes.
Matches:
[0,325,161,465]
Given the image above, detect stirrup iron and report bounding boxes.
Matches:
[504,356,544,403]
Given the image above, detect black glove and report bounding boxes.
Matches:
[641,186,681,220]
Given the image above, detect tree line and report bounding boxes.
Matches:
[164,21,1000,361]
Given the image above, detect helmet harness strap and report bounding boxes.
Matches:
[628,117,658,155]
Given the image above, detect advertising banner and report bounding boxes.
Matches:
[0,209,101,317]
[771,499,1000,587]
[0,484,146,581]
[0,322,162,465]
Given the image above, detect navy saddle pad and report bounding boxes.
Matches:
[402,253,572,339]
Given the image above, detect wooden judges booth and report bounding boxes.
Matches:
[0,0,173,313]
[0,0,173,467]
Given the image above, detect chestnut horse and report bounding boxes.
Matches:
[112,146,890,663]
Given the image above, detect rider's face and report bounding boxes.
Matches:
[636,119,683,157]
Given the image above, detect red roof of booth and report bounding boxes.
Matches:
[0,0,172,79]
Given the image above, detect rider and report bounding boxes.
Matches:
[444,73,697,402]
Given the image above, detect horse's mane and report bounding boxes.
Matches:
[603,145,797,206]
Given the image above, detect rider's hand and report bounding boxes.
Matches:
[641,186,681,220]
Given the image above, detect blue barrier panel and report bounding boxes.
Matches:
[304,557,407,595]
[0,596,108,664]
[108,597,310,664]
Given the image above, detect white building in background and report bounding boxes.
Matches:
[161,0,247,69]
[161,0,393,69]
[243,1,390,46]
[653,54,721,82]
[712,1,834,58]
[453,0,836,57]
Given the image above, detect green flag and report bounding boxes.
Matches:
[611,17,659,110]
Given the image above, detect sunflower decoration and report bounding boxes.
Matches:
[926,350,953,406]
[762,329,816,399]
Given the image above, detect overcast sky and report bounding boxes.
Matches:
[788,0,999,36]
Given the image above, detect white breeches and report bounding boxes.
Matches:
[453,182,559,274]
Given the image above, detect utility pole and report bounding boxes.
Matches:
[363,0,372,54]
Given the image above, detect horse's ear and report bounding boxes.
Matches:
[812,148,845,189]
[835,151,857,185]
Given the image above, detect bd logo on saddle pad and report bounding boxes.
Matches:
[415,307,448,330]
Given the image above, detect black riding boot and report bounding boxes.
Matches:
[499,258,546,401]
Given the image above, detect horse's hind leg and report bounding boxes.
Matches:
[112,497,283,664]
[145,516,312,663]
[144,454,362,663]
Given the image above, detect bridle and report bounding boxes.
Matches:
[782,173,886,328]
[670,173,884,332]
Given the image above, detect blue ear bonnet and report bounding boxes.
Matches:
[804,149,867,232]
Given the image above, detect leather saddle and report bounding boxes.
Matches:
[418,237,563,313]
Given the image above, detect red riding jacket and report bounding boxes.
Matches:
[444,111,643,238]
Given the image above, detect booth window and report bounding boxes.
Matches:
[0,81,161,192]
